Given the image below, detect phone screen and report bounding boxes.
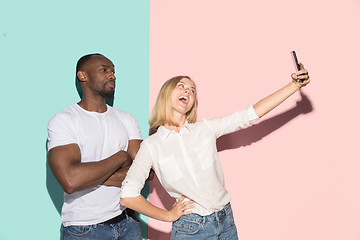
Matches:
[291,51,301,71]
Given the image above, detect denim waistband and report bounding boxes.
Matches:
[179,203,232,224]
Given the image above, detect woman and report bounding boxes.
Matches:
[120,63,310,239]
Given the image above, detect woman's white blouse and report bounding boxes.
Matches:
[120,106,259,216]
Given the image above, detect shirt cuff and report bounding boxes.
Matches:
[120,180,143,198]
[248,105,260,121]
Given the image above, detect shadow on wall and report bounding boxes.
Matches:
[147,90,313,239]
[45,141,63,239]
[45,141,63,215]
[148,175,175,240]
[217,90,313,151]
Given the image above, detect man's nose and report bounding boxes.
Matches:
[109,73,116,80]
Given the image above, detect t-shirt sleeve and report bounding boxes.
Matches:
[203,105,259,138]
[47,113,77,151]
[123,112,142,140]
[120,141,153,198]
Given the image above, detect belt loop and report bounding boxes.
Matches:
[124,208,129,220]
[202,216,206,225]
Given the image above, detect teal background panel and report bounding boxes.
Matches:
[0,0,150,239]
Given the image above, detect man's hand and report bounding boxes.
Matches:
[103,139,142,187]
[119,154,132,168]
[103,165,131,187]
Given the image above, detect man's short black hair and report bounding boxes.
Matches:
[76,53,105,73]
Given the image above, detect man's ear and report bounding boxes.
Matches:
[77,71,87,82]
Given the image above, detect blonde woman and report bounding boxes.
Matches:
[120,64,310,239]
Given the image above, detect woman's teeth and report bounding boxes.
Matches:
[179,96,188,103]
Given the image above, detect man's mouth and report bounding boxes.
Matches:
[106,81,115,88]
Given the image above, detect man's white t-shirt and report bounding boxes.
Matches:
[47,104,142,226]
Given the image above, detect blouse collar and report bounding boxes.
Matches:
[158,120,191,141]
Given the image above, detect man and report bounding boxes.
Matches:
[47,53,143,239]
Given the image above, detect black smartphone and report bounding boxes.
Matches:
[291,51,301,71]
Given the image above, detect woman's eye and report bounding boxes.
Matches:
[191,89,196,95]
[178,83,184,88]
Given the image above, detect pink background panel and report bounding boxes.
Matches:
[148,1,360,239]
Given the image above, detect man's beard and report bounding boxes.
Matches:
[99,88,115,99]
[98,90,115,98]
[90,82,115,99]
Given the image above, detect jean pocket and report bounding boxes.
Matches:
[64,225,93,237]
[172,218,202,235]
[128,215,140,224]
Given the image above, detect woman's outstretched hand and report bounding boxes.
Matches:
[167,196,194,222]
[253,62,311,118]
[291,62,310,88]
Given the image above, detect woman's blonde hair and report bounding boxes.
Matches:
[149,76,198,129]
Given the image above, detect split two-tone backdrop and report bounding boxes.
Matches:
[1,1,360,239]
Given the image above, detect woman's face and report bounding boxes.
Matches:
[170,78,196,117]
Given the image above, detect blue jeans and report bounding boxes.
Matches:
[171,203,238,240]
[62,211,142,240]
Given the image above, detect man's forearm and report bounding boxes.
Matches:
[80,150,131,188]
[103,166,130,187]
[49,147,131,194]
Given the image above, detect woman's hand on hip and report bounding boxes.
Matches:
[167,196,194,222]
